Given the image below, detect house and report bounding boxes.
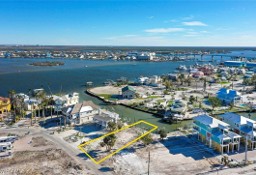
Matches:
[53,92,79,112]
[136,76,149,84]
[93,109,119,128]
[136,52,155,61]
[220,112,256,150]
[67,101,99,125]
[64,101,120,127]
[170,100,187,114]
[216,88,242,105]
[0,97,11,115]
[122,86,136,99]
[193,114,241,154]
[192,71,204,78]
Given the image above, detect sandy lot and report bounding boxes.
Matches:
[90,86,120,95]
[0,135,84,175]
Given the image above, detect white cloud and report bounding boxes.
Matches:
[144,27,185,33]
[182,21,208,26]
[181,15,194,20]
[148,16,154,19]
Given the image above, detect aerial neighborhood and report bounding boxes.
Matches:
[1,54,256,174]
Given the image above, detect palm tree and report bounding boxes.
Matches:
[203,78,207,92]
[178,74,185,85]
[185,76,193,86]
[163,80,172,90]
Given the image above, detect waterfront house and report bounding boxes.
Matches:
[219,112,256,150]
[122,86,136,99]
[170,100,187,114]
[0,97,11,116]
[53,92,79,112]
[93,109,120,128]
[192,71,204,78]
[136,76,149,84]
[64,101,119,127]
[193,114,241,154]
[67,101,98,125]
[216,88,242,105]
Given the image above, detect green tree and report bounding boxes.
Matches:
[100,134,117,150]
[158,129,167,140]
[141,133,153,146]
[107,121,117,131]
[185,76,193,86]
[203,78,207,92]
[208,97,221,110]
[163,80,172,90]
[189,95,196,104]
[178,74,185,85]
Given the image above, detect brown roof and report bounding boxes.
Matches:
[71,103,82,115]
[82,101,99,110]
[0,97,10,103]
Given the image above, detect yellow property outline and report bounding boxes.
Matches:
[77,120,158,164]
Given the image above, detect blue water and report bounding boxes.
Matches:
[1,50,256,131]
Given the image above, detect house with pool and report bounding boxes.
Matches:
[193,114,241,154]
[219,112,256,150]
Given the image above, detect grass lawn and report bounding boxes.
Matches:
[219,81,230,85]
[99,94,113,100]
[148,95,161,99]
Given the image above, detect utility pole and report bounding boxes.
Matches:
[148,150,150,175]
[245,135,248,164]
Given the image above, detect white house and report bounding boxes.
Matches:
[68,101,98,125]
[136,76,149,84]
[220,112,256,150]
[170,100,187,114]
[93,109,120,128]
[53,92,79,112]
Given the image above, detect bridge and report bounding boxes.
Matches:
[168,53,256,63]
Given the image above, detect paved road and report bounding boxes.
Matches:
[1,127,113,175]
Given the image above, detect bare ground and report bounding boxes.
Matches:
[0,135,84,175]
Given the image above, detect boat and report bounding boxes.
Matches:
[176,65,187,71]
[86,81,93,86]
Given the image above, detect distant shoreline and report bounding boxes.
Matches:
[29,61,65,67]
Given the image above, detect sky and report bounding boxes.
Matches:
[1,0,256,46]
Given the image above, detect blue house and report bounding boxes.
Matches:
[193,114,241,154]
[216,88,242,105]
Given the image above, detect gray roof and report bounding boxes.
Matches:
[93,114,113,122]
[194,114,229,128]
[220,112,256,125]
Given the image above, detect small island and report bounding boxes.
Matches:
[29,61,64,67]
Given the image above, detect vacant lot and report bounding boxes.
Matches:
[0,135,84,175]
[98,132,220,175]
[79,121,156,163]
